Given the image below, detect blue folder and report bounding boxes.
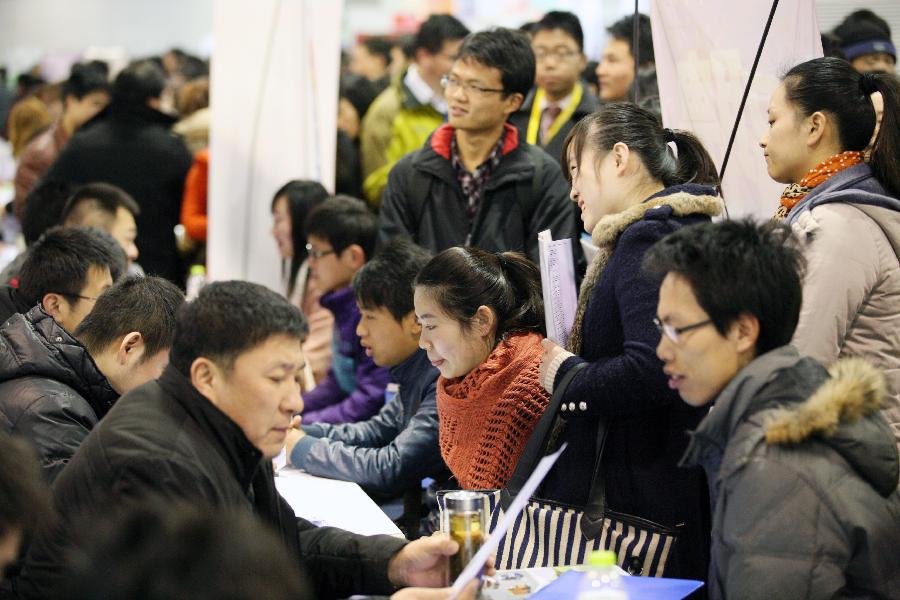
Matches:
[531,570,704,599]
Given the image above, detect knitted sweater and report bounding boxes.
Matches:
[437,332,549,489]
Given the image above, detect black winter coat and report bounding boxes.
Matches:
[44,105,193,283]
[0,306,117,482]
[13,365,406,600]
[0,284,34,325]
[378,124,583,271]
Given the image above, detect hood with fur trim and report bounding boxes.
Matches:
[682,347,899,499]
[765,358,898,496]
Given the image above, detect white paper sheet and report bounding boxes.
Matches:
[538,230,578,349]
[275,468,404,538]
[449,443,568,599]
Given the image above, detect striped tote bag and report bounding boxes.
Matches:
[438,363,680,575]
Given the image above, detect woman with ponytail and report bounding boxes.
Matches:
[413,247,549,489]
[539,103,722,580]
[761,56,900,444]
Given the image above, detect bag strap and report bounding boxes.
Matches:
[580,417,610,536]
[500,361,587,508]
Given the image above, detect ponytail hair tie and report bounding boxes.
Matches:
[663,128,677,143]
[860,72,878,95]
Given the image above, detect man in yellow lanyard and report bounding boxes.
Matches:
[510,11,600,166]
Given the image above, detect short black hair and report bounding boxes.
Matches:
[21,179,77,245]
[642,219,805,355]
[353,238,432,321]
[169,281,308,375]
[304,195,378,259]
[456,28,536,98]
[362,37,393,66]
[112,60,166,108]
[61,182,140,228]
[63,63,110,100]
[414,14,470,55]
[339,74,378,121]
[61,503,311,600]
[20,226,127,308]
[607,13,655,66]
[75,276,184,361]
[532,11,584,51]
[0,434,52,539]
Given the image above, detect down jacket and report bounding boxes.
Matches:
[681,346,900,599]
[0,306,117,482]
[787,163,900,447]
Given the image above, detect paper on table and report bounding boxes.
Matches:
[448,443,568,599]
[538,230,578,348]
[275,468,404,537]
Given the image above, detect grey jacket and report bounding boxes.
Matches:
[291,349,447,496]
[787,163,900,447]
[682,346,900,599]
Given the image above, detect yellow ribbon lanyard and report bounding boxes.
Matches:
[526,82,584,146]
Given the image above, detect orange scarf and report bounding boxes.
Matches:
[437,332,550,489]
[775,151,863,220]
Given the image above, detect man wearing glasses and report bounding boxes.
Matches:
[378,28,581,271]
[510,11,600,166]
[643,219,900,599]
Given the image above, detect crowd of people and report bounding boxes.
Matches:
[0,6,899,600]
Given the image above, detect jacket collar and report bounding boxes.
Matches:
[319,285,358,321]
[0,306,119,418]
[158,364,264,493]
[788,163,900,224]
[1,284,35,315]
[591,185,722,246]
[390,347,436,383]
[429,123,520,160]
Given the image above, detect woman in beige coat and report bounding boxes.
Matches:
[760,56,900,445]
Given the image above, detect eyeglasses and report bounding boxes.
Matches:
[440,75,505,97]
[305,243,335,260]
[53,292,100,302]
[653,317,713,344]
[533,48,580,62]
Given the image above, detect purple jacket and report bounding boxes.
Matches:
[302,286,391,424]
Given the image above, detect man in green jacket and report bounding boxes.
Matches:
[361,14,469,207]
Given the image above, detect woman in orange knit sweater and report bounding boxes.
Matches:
[413,247,550,489]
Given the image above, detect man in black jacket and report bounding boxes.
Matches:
[43,60,192,283]
[0,226,125,330]
[0,276,183,482]
[379,28,582,270]
[286,239,447,504]
[12,281,480,600]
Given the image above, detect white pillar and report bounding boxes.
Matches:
[209,0,343,287]
[651,0,822,219]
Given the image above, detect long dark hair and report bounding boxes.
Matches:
[782,56,900,197]
[270,180,328,297]
[414,247,545,339]
[562,103,720,189]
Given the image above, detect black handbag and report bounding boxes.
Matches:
[439,362,680,575]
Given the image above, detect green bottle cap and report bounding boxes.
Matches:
[189,265,206,276]
[587,550,617,567]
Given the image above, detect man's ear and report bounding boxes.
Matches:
[116,332,144,365]
[504,92,525,116]
[401,312,422,337]
[190,357,221,405]
[730,312,760,356]
[41,293,65,320]
[342,244,367,270]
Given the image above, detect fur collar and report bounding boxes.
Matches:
[591,191,723,247]
[766,358,886,445]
